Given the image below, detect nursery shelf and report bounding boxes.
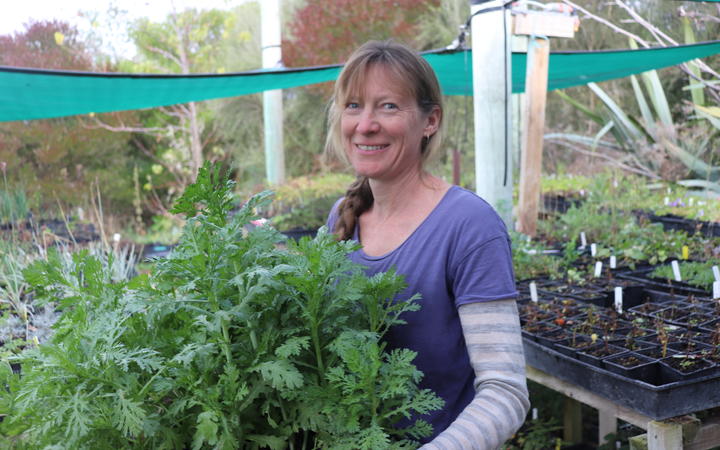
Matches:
[523,338,720,420]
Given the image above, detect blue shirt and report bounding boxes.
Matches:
[327,185,518,442]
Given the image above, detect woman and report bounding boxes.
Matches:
[325,40,530,449]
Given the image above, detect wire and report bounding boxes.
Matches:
[448,0,515,50]
[464,0,515,29]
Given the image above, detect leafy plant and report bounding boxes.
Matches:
[510,231,563,281]
[261,174,354,231]
[550,40,720,189]
[0,163,442,448]
[651,260,718,290]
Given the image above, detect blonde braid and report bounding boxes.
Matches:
[334,177,373,241]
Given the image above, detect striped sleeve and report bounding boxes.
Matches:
[421,299,530,450]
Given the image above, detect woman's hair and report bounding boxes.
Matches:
[327,40,444,240]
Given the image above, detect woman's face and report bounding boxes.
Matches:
[340,65,439,182]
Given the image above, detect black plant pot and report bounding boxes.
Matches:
[553,335,593,358]
[521,321,559,342]
[604,351,659,385]
[576,343,626,367]
[637,345,677,360]
[667,340,712,355]
[142,243,176,259]
[659,355,716,383]
[535,327,573,347]
[281,227,318,241]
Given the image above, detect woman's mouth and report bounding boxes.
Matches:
[356,144,388,152]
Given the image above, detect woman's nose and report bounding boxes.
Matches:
[356,108,380,134]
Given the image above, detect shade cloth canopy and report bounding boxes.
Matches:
[1,40,719,122]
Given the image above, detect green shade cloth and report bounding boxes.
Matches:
[2,40,720,122]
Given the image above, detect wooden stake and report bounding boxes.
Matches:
[599,409,618,446]
[517,37,550,236]
[564,397,583,444]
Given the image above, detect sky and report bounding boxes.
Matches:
[0,0,242,58]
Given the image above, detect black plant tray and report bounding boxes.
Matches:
[640,212,720,238]
[616,267,711,297]
[281,227,318,241]
[523,338,720,420]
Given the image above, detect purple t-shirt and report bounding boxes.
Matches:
[326,185,518,442]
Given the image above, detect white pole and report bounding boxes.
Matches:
[261,0,285,185]
[470,0,514,227]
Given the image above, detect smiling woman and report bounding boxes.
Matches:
[325,40,530,449]
[340,65,440,186]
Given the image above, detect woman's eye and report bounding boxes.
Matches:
[382,103,398,110]
[346,102,359,109]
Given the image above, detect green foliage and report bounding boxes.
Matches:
[502,418,562,450]
[651,261,718,290]
[0,187,29,224]
[510,232,564,281]
[0,162,441,448]
[502,382,564,450]
[264,174,355,231]
[540,174,592,194]
[535,173,719,267]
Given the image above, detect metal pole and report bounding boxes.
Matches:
[470,0,514,227]
[261,0,285,185]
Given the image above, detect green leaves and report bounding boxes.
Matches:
[111,391,147,438]
[252,360,304,391]
[170,162,237,224]
[2,162,440,448]
[193,411,220,449]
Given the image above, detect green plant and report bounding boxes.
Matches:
[540,174,592,195]
[0,241,33,343]
[510,231,563,280]
[655,319,670,359]
[550,37,720,190]
[0,188,29,225]
[0,163,442,448]
[651,260,718,290]
[262,174,354,231]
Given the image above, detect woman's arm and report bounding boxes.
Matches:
[421,299,530,450]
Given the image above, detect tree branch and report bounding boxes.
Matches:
[85,116,168,135]
[562,0,720,103]
[561,0,650,47]
[613,0,674,46]
[144,45,182,69]
[546,137,661,179]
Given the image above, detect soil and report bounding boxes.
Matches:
[585,344,624,358]
[664,355,714,374]
[611,354,645,368]
[630,303,665,314]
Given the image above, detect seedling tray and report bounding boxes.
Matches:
[523,338,720,420]
[616,267,710,297]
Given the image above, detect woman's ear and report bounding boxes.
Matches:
[424,105,441,136]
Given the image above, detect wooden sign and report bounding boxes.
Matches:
[513,12,576,38]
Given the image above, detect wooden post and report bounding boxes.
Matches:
[470,0,514,226]
[564,397,583,444]
[647,421,683,450]
[261,0,285,185]
[599,409,618,445]
[512,4,576,235]
[517,37,549,236]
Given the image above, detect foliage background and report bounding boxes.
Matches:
[0,0,719,235]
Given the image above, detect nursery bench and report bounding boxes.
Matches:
[527,366,720,449]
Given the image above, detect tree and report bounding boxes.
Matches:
[91,7,240,216]
[283,0,441,68]
[0,20,92,70]
[0,21,141,223]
